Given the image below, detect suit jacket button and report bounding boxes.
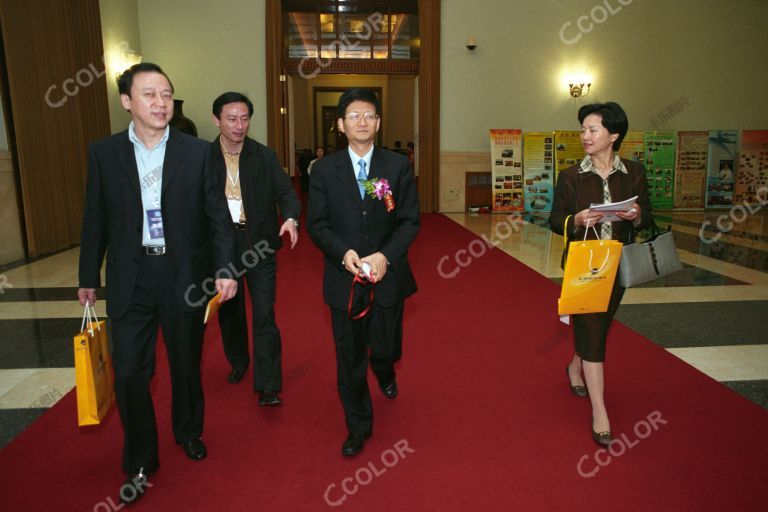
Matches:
[362,211,367,216]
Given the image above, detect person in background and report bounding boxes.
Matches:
[210,91,300,406]
[307,145,325,176]
[549,101,652,447]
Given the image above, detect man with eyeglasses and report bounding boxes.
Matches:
[307,88,420,456]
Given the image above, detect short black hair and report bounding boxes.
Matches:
[337,88,381,119]
[577,102,629,151]
[117,62,174,97]
[212,92,254,119]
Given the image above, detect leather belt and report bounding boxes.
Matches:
[142,245,166,256]
[233,222,247,230]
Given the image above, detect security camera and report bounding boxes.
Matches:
[466,37,477,51]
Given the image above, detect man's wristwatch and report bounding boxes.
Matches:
[287,218,299,229]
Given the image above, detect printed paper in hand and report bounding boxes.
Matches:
[589,195,638,223]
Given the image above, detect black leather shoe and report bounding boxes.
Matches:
[566,365,588,398]
[258,391,282,406]
[381,379,398,399]
[341,432,372,457]
[592,430,613,447]
[119,468,152,505]
[179,438,207,460]
[228,367,245,384]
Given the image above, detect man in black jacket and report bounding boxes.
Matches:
[307,88,419,456]
[210,92,300,406]
[78,63,238,504]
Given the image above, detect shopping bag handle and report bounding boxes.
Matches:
[583,218,600,241]
[80,301,101,335]
[588,248,611,274]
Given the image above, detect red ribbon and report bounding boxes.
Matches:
[384,193,395,212]
[348,274,374,319]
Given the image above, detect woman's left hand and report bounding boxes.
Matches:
[616,202,640,222]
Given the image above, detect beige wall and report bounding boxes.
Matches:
[439,0,768,211]
[136,0,267,143]
[441,0,768,151]
[99,0,142,134]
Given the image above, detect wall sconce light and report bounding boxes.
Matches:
[568,82,591,98]
[466,37,477,51]
[114,49,142,78]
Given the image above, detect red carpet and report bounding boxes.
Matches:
[1,214,766,511]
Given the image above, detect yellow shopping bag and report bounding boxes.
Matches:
[558,218,622,315]
[74,303,115,426]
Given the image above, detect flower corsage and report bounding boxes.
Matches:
[359,177,395,212]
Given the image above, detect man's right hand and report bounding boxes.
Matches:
[343,249,362,276]
[78,288,96,306]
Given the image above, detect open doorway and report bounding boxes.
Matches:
[267,0,439,212]
[288,74,417,192]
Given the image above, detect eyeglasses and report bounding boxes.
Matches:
[344,112,379,122]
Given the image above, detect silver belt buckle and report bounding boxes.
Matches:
[144,245,166,255]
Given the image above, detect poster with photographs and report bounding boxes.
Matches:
[489,129,524,212]
[734,130,768,206]
[705,130,739,208]
[618,131,645,164]
[523,132,555,212]
[644,131,677,210]
[554,131,584,182]
[674,131,708,209]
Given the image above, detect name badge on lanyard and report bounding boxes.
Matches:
[146,209,164,239]
[227,198,242,223]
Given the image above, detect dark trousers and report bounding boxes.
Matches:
[572,279,625,363]
[218,230,282,392]
[330,301,404,436]
[111,253,205,474]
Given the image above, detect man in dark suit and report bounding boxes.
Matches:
[307,88,419,456]
[78,63,237,504]
[210,92,300,405]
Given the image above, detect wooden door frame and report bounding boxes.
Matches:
[265,0,439,213]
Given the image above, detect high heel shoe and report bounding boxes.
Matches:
[592,429,613,447]
[565,365,588,397]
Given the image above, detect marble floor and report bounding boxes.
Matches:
[445,209,768,412]
[0,210,766,448]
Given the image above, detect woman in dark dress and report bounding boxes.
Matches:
[549,102,652,446]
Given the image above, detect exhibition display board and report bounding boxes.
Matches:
[674,131,708,209]
[489,129,524,212]
[483,127,765,213]
[644,130,677,210]
[705,130,739,208]
[554,131,584,180]
[734,130,768,205]
[522,132,555,213]
[618,131,646,164]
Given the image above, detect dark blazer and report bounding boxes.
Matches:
[79,128,235,318]
[209,136,300,251]
[549,158,653,243]
[307,147,419,310]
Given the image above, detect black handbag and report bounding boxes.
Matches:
[617,220,682,288]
